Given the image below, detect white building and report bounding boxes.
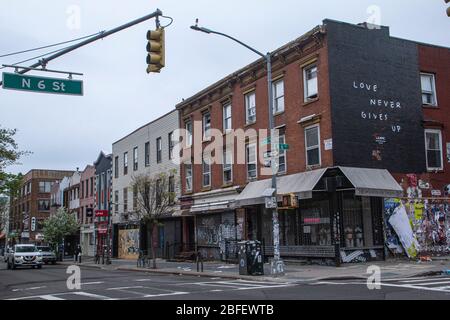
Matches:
[112,109,181,259]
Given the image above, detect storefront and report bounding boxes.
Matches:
[235,166,403,264]
[80,225,95,257]
[190,187,243,261]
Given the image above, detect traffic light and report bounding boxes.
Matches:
[446,0,450,17]
[146,27,165,73]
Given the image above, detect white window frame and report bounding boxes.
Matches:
[272,78,285,114]
[203,112,211,139]
[133,146,138,171]
[202,156,211,188]
[278,134,287,174]
[420,73,438,106]
[223,103,232,132]
[246,143,258,180]
[245,91,256,124]
[305,124,321,167]
[144,142,150,167]
[185,121,192,147]
[223,147,233,184]
[303,63,318,102]
[424,129,443,171]
[156,137,162,163]
[185,163,193,192]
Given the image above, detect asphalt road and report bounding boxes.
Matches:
[1,260,450,300]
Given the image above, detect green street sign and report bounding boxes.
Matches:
[2,72,83,96]
[261,137,271,145]
[279,143,290,150]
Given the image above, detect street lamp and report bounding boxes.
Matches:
[190,21,284,275]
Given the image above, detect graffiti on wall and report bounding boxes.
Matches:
[384,198,450,256]
[118,229,140,260]
[197,213,243,256]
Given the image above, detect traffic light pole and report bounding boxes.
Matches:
[0,9,163,86]
[190,24,284,275]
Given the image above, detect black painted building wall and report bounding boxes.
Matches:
[325,19,426,173]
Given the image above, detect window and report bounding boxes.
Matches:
[447,143,450,163]
[304,64,318,101]
[38,181,51,193]
[133,185,138,211]
[145,142,150,167]
[114,156,119,178]
[168,132,174,160]
[185,121,192,147]
[90,177,93,197]
[38,200,50,211]
[203,112,211,139]
[223,147,233,184]
[123,152,128,175]
[123,188,128,213]
[278,134,287,174]
[156,179,162,207]
[156,137,162,163]
[114,191,119,213]
[421,73,437,106]
[185,163,192,192]
[168,176,175,205]
[223,103,232,132]
[81,181,84,199]
[305,125,321,167]
[425,129,443,170]
[245,91,256,124]
[133,147,138,171]
[202,156,211,187]
[246,143,257,180]
[273,79,285,113]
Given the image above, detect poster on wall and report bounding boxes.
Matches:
[118,229,140,260]
[388,204,419,258]
[385,198,450,257]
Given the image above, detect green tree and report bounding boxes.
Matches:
[43,207,79,256]
[132,170,178,269]
[0,125,29,196]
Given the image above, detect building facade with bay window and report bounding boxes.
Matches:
[176,19,450,264]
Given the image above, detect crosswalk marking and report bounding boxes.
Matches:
[413,281,450,286]
[71,291,112,299]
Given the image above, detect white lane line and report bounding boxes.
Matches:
[143,292,189,298]
[12,286,47,292]
[81,281,104,285]
[71,291,112,299]
[315,281,450,293]
[399,278,449,283]
[40,295,65,300]
[236,284,295,290]
[107,286,144,290]
[413,281,450,286]
[134,279,152,282]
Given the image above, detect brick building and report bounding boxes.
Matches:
[176,19,450,263]
[8,169,73,245]
[79,165,96,256]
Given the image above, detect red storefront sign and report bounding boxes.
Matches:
[95,209,109,217]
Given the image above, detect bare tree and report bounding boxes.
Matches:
[131,170,178,269]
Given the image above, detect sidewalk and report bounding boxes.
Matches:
[59,256,450,283]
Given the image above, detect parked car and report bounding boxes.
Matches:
[6,244,43,269]
[36,246,57,265]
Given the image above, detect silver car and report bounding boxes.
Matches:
[6,244,43,269]
[37,246,57,265]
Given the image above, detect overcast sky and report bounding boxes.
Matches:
[1,0,448,175]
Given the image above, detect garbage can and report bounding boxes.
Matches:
[238,240,264,276]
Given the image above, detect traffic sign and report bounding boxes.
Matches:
[261,137,271,145]
[279,143,290,150]
[2,72,83,96]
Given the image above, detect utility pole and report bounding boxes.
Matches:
[190,23,284,275]
[0,9,163,86]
